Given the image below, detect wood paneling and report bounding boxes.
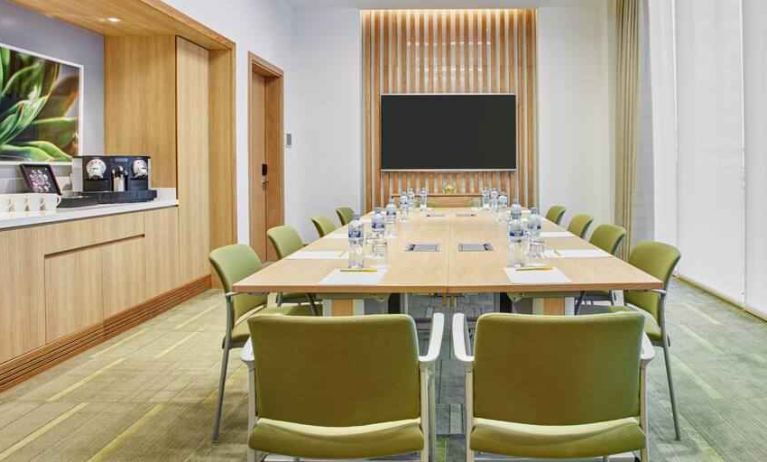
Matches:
[44,247,103,343]
[362,10,538,210]
[42,213,144,255]
[0,228,46,364]
[176,38,211,283]
[208,48,238,255]
[102,237,147,318]
[11,0,233,50]
[105,36,177,188]
[144,207,180,298]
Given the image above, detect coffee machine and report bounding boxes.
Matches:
[70,155,157,204]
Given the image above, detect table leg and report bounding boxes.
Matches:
[388,293,402,314]
[499,293,512,313]
[531,297,576,315]
[322,298,365,316]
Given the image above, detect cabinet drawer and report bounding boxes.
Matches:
[43,213,144,255]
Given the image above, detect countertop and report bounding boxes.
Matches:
[0,188,178,231]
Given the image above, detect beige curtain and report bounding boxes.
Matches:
[361,10,538,210]
[614,0,641,258]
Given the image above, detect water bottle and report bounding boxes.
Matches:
[481,188,490,210]
[490,188,499,212]
[510,201,523,221]
[407,188,416,210]
[371,208,388,265]
[497,191,509,222]
[385,197,397,237]
[348,213,365,269]
[527,207,542,240]
[508,216,527,268]
[526,207,545,263]
[399,192,409,222]
[419,187,428,211]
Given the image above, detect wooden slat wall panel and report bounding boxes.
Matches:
[364,9,538,210]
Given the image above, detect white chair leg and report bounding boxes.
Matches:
[641,447,649,462]
[212,345,230,441]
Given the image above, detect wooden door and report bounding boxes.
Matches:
[250,72,268,259]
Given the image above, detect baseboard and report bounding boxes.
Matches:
[674,274,767,323]
[0,275,211,392]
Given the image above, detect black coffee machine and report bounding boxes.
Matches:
[70,155,158,204]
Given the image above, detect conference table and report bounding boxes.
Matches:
[233,208,662,315]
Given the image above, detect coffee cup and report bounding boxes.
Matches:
[42,193,62,212]
[26,194,43,212]
[10,195,27,212]
[0,194,11,213]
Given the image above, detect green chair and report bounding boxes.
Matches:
[266,225,320,309]
[567,213,594,238]
[310,215,338,238]
[453,312,654,461]
[241,313,444,461]
[590,224,627,255]
[208,244,314,441]
[545,205,567,225]
[606,240,682,440]
[336,206,355,226]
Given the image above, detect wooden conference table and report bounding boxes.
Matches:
[233,208,662,316]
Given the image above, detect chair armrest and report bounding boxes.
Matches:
[240,338,254,365]
[452,313,474,364]
[640,333,655,366]
[419,313,445,364]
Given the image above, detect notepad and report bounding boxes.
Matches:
[321,268,387,285]
[458,243,494,252]
[455,212,477,217]
[541,231,573,238]
[406,243,440,252]
[287,250,348,260]
[505,267,571,284]
[545,249,610,259]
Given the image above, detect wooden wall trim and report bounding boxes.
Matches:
[0,276,210,392]
[362,9,538,210]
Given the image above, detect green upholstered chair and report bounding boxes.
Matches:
[336,206,355,226]
[240,313,445,461]
[590,224,627,255]
[310,215,338,238]
[453,312,654,461]
[606,240,682,440]
[545,205,567,225]
[567,213,594,238]
[265,225,320,309]
[208,244,314,441]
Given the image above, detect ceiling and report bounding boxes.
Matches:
[285,0,577,9]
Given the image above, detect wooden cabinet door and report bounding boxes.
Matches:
[0,228,46,364]
[176,37,211,283]
[44,247,103,343]
[144,208,180,298]
[102,237,147,319]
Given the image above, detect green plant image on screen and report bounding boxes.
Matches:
[0,44,81,162]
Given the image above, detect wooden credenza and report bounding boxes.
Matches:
[0,207,210,390]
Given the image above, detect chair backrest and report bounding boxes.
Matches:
[589,224,627,256]
[567,214,594,238]
[336,207,355,226]
[267,225,304,259]
[625,241,681,321]
[473,312,644,426]
[311,215,338,238]
[209,244,267,321]
[545,205,567,225]
[249,314,421,426]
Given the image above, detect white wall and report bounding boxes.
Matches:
[289,7,363,240]
[537,0,613,226]
[162,0,296,244]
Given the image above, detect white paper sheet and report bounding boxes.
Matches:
[325,233,349,239]
[544,249,610,259]
[320,268,387,285]
[287,250,348,260]
[504,267,571,284]
[541,231,574,238]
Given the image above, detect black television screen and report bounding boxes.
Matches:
[380,94,516,170]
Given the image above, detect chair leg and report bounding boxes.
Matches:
[662,339,681,440]
[212,346,231,442]
[640,447,649,462]
[307,294,320,316]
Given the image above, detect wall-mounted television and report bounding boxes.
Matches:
[380,94,516,171]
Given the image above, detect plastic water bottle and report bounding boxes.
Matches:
[399,192,409,222]
[497,192,509,222]
[371,208,388,265]
[510,201,523,221]
[385,197,397,237]
[419,187,428,211]
[407,188,416,210]
[508,215,527,268]
[527,207,542,239]
[348,213,365,269]
[481,188,490,210]
[490,188,499,212]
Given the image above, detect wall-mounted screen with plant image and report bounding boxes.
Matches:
[0,43,82,162]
